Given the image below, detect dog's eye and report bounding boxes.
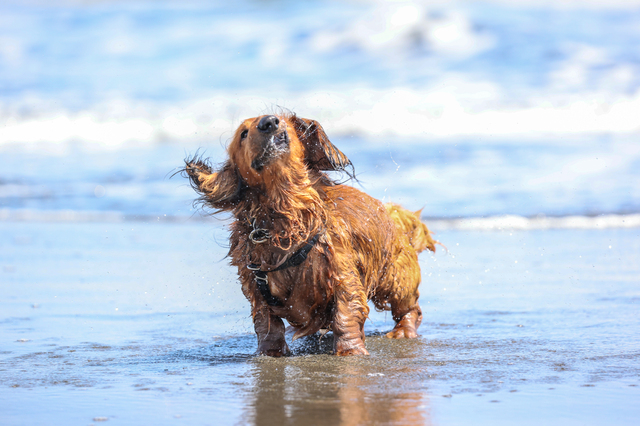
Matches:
[240,130,248,139]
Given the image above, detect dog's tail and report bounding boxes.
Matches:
[385,203,437,253]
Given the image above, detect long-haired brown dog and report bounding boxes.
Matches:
[184,113,436,356]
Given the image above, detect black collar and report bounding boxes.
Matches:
[248,233,321,307]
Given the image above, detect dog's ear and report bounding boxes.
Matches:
[183,157,245,212]
[290,116,352,173]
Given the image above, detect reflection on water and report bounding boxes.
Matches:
[244,341,431,426]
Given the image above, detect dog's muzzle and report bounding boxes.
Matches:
[251,116,289,171]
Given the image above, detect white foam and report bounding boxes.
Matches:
[0,209,125,223]
[428,214,640,231]
[479,0,640,9]
[1,0,639,147]
[2,208,639,230]
[310,3,495,59]
[1,84,639,147]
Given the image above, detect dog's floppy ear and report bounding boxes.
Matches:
[290,115,352,173]
[183,156,245,212]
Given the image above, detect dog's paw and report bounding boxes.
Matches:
[385,326,418,339]
[335,339,369,356]
[386,310,421,339]
[336,346,370,356]
[259,348,290,357]
[258,342,291,357]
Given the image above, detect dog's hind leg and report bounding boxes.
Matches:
[254,308,290,357]
[386,304,422,339]
[380,250,423,339]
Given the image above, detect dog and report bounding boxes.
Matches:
[183,113,436,356]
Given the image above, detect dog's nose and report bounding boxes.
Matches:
[257,115,280,133]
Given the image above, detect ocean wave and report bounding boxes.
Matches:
[0,208,219,223]
[0,208,126,223]
[427,214,640,231]
[1,0,640,148]
[3,208,640,231]
[1,86,639,147]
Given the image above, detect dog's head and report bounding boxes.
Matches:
[184,114,352,211]
[228,114,351,187]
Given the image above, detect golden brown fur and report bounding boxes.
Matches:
[183,113,436,356]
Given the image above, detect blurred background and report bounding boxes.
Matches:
[1,0,639,223]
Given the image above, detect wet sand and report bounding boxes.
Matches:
[1,221,639,425]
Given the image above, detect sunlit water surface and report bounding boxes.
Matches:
[1,222,638,425]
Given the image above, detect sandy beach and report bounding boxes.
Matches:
[1,220,638,425]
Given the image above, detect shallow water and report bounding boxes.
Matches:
[1,221,638,425]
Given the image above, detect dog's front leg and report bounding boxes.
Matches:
[333,272,370,356]
[253,307,290,357]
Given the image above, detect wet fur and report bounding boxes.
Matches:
[183,113,436,356]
